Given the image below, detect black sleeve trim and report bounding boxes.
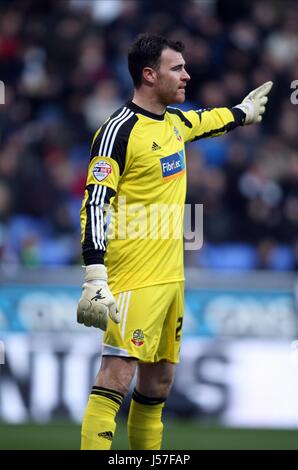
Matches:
[82,184,116,266]
[83,250,105,266]
[90,107,138,175]
[231,107,246,126]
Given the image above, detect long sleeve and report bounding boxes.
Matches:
[80,105,138,266]
[167,106,246,143]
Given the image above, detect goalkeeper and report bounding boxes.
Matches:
[78,33,273,450]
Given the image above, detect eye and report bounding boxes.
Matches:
[172,65,183,71]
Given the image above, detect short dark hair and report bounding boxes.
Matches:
[128,33,184,88]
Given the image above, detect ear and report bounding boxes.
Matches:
[142,67,156,85]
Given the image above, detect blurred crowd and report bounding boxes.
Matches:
[1,0,298,270]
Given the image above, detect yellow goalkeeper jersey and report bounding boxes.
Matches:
[80,101,244,293]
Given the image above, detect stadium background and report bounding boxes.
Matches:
[1,0,298,449]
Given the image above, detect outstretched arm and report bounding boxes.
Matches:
[168,81,273,142]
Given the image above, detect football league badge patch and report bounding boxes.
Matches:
[93,160,112,182]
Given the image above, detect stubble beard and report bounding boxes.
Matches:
[158,87,185,106]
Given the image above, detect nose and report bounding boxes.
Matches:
[182,69,190,81]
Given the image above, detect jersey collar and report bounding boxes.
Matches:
[126,100,166,121]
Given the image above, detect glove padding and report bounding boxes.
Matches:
[235,81,273,125]
[77,264,120,330]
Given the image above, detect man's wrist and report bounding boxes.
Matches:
[234,102,255,124]
[231,107,247,126]
[85,264,107,282]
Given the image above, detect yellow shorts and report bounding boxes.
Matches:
[102,282,184,363]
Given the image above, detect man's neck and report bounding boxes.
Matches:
[132,89,166,116]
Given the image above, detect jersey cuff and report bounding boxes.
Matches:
[83,249,105,266]
[231,107,246,126]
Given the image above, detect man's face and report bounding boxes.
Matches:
[154,48,190,105]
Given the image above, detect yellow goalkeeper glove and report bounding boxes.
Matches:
[77,264,120,330]
[235,81,273,124]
